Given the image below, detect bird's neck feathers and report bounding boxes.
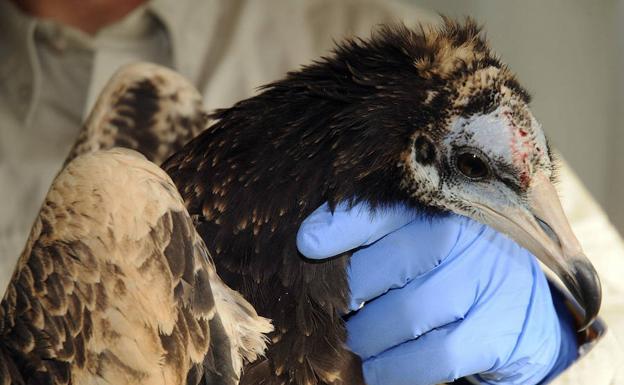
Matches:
[166,19,522,242]
[203,85,412,213]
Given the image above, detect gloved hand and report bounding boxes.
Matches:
[297,202,578,385]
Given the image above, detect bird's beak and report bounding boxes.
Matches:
[475,172,601,330]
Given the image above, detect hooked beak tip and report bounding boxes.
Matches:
[466,172,602,331]
[561,257,602,331]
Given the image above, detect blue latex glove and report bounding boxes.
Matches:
[297,202,578,385]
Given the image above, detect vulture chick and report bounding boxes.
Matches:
[163,19,602,385]
[67,62,208,166]
[0,132,271,382]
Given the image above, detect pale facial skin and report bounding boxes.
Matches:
[403,66,601,327]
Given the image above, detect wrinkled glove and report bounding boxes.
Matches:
[297,202,578,385]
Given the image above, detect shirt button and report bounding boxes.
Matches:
[50,36,68,53]
[48,24,68,53]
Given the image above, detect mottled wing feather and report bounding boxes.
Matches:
[67,62,208,165]
[0,149,270,385]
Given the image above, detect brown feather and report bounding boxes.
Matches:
[0,149,271,384]
[66,62,208,166]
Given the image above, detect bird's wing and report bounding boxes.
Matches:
[67,62,208,166]
[0,149,271,385]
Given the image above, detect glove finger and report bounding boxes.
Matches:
[297,201,419,259]
[347,222,534,360]
[347,214,468,310]
[361,250,558,385]
[346,256,478,360]
[477,258,562,384]
[360,320,502,385]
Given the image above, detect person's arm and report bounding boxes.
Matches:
[298,203,578,385]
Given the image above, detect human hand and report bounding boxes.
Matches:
[297,202,578,385]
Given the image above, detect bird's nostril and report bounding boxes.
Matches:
[534,215,560,247]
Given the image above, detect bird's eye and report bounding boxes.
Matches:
[456,151,490,180]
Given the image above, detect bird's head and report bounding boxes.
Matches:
[301,19,601,328]
[401,65,602,329]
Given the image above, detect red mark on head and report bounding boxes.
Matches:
[509,125,534,189]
